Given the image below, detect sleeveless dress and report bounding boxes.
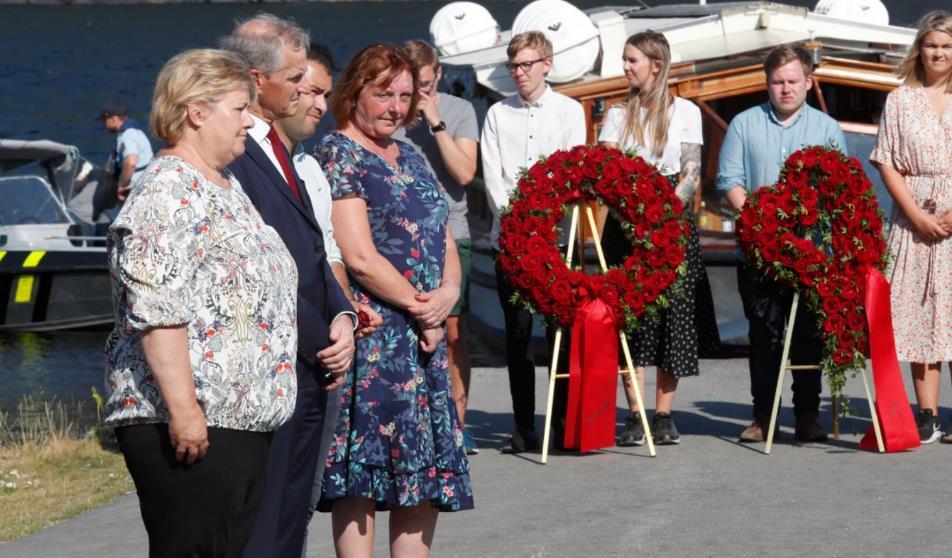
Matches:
[871,86,952,362]
[315,132,473,512]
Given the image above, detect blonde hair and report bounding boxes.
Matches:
[403,39,440,72]
[617,31,671,159]
[507,31,553,60]
[764,44,813,78]
[150,49,256,144]
[897,10,952,92]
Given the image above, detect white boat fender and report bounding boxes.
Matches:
[511,0,600,83]
[814,0,889,26]
[430,2,501,56]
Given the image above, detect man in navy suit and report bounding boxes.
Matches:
[222,14,356,557]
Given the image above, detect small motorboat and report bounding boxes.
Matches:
[0,138,113,331]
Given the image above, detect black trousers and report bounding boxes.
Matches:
[737,266,823,418]
[116,424,271,558]
[494,252,568,437]
[243,363,335,558]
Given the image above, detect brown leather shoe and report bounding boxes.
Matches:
[739,415,770,443]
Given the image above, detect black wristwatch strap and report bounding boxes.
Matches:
[430,120,447,133]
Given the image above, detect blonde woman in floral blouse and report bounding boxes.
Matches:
[872,11,952,444]
[104,49,298,556]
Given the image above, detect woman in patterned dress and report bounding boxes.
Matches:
[871,10,952,444]
[315,44,473,557]
[105,49,299,555]
[598,31,720,446]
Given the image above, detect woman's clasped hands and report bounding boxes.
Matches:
[410,281,459,353]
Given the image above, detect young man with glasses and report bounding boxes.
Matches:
[481,31,587,453]
[394,39,481,455]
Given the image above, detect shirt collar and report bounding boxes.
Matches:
[520,84,552,108]
[249,113,272,144]
[765,102,808,127]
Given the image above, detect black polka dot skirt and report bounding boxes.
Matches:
[601,215,720,377]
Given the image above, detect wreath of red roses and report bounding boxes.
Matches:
[496,145,690,330]
[736,146,887,391]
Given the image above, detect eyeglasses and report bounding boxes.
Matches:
[505,58,545,73]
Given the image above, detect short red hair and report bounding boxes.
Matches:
[331,43,420,129]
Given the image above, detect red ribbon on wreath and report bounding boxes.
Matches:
[860,267,920,452]
[564,295,618,452]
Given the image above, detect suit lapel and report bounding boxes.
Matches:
[244,138,319,229]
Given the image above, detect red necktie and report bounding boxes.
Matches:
[266,126,302,201]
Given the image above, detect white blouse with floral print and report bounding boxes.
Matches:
[104,155,299,431]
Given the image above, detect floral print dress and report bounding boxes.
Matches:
[871,86,952,362]
[316,132,473,512]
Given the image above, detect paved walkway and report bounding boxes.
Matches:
[3,358,951,557]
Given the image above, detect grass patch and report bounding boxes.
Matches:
[0,392,133,542]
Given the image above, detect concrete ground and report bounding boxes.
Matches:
[3,357,952,558]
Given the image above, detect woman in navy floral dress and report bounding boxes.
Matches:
[315,44,473,556]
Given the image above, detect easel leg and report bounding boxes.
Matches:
[860,366,886,453]
[765,293,800,455]
[541,206,580,465]
[620,332,656,457]
[541,329,563,465]
[832,394,840,441]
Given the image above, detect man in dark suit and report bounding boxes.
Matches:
[222,14,356,558]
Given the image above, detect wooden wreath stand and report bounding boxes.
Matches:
[763,292,885,454]
[540,204,657,464]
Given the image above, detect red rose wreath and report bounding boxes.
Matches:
[497,145,690,453]
[735,146,887,393]
[496,144,690,330]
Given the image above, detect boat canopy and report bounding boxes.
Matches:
[0,139,86,206]
[441,1,916,98]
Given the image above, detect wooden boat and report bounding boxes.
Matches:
[438,1,915,347]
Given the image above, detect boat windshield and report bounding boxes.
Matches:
[0,176,71,226]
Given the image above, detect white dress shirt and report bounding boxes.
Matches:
[480,86,587,248]
[292,145,342,265]
[249,114,286,176]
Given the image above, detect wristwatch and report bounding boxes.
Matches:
[430,120,447,133]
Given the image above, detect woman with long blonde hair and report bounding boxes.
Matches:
[599,30,719,446]
[871,10,952,443]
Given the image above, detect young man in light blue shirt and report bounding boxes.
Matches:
[717,45,846,444]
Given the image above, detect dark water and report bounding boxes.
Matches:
[0,0,943,402]
[5,0,942,163]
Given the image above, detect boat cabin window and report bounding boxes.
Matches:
[0,176,70,226]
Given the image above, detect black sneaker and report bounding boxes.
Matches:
[652,412,681,445]
[916,409,942,444]
[618,412,646,447]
